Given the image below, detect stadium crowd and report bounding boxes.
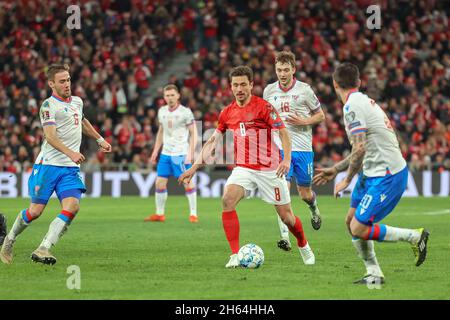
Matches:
[0,0,449,174]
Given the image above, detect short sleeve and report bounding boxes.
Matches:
[40,100,56,126]
[216,109,228,134]
[304,86,321,113]
[185,109,195,126]
[343,103,367,135]
[262,103,285,130]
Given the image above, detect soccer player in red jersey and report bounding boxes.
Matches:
[179,66,315,267]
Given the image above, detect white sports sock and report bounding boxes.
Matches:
[8,211,29,241]
[155,190,168,215]
[383,226,420,243]
[277,215,290,240]
[40,217,68,249]
[186,189,197,216]
[352,238,384,277]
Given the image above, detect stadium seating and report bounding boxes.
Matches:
[0,0,448,173]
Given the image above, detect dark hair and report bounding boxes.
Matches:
[228,65,253,82]
[163,84,179,93]
[275,51,296,68]
[333,63,360,89]
[47,64,70,81]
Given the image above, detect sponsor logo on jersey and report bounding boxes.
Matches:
[380,194,387,202]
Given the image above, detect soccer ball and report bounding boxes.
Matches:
[238,243,264,269]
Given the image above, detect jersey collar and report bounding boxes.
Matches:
[51,93,72,103]
[278,78,297,92]
[168,104,180,112]
[344,88,359,104]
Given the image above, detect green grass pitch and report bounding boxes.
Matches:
[0,196,449,299]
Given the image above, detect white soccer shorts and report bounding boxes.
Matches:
[225,166,291,205]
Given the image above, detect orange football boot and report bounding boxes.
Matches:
[189,215,199,223]
[144,214,165,222]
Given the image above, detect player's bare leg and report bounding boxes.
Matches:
[222,184,245,268]
[275,204,315,265]
[31,197,80,265]
[345,208,385,284]
[145,177,168,222]
[276,182,291,251]
[1,203,45,264]
[298,186,321,230]
[184,180,198,223]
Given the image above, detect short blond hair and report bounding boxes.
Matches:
[47,64,70,81]
[163,84,179,93]
[275,51,296,68]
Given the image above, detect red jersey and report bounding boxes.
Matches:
[216,95,285,171]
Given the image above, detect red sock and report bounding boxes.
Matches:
[287,215,307,248]
[222,210,240,254]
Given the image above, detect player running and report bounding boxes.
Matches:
[0,64,112,265]
[263,51,324,251]
[144,84,198,223]
[313,63,429,284]
[179,66,315,268]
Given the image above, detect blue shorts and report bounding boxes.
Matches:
[351,166,408,226]
[280,150,314,186]
[156,154,191,179]
[28,164,86,204]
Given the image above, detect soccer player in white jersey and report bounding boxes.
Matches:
[314,63,429,284]
[0,64,112,265]
[144,84,198,223]
[263,51,325,251]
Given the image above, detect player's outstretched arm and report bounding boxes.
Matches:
[334,132,366,197]
[313,153,351,186]
[178,130,222,184]
[43,125,85,164]
[286,108,325,127]
[81,118,112,152]
[186,122,197,164]
[277,127,292,177]
[150,126,164,164]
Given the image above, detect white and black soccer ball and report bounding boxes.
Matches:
[238,243,264,269]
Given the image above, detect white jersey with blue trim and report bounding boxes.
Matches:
[343,91,406,177]
[36,95,83,167]
[263,79,321,152]
[158,104,194,156]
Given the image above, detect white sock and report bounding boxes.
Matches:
[186,188,197,216]
[383,226,421,243]
[277,215,290,241]
[40,217,68,249]
[155,190,168,215]
[8,211,30,241]
[352,238,384,277]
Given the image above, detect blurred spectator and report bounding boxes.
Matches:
[0,0,448,174]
